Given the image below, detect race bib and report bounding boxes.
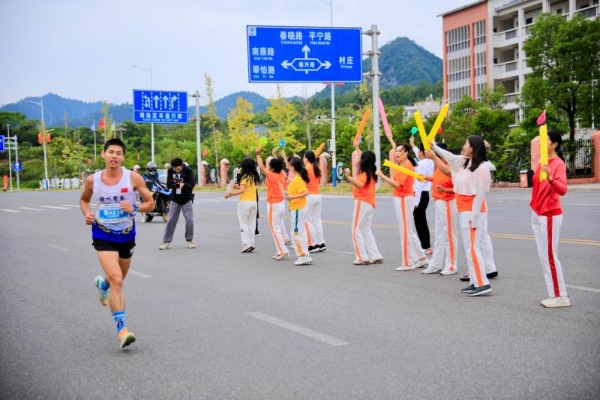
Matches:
[97,203,128,224]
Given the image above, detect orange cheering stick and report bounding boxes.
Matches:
[353,108,371,147]
[383,159,425,181]
[314,142,326,157]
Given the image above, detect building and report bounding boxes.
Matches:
[439,0,599,126]
[402,94,442,121]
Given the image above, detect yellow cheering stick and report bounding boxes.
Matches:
[383,159,425,182]
[413,111,430,151]
[539,124,548,181]
[353,108,371,147]
[426,103,449,144]
[314,142,326,157]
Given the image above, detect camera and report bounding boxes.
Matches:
[173,173,182,184]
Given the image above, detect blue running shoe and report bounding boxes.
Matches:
[94,276,109,306]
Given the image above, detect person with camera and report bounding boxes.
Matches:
[158,158,196,250]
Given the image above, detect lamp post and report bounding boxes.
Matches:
[189,91,202,187]
[321,0,338,187]
[131,64,155,163]
[26,99,49,189]
[6,124,12,192]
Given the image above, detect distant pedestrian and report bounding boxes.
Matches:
[530,129,570,308]
[79,138,155,349]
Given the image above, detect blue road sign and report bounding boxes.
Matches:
[13,161,22,172]
[133,90,188,124]
[0,135,4,152]
[247,25,362,83]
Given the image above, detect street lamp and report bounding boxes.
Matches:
[130,63,155,163]
[26,99,49,189]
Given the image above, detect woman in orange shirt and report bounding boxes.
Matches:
[304,150,326,253]
[344,150,383,265]
[286,157,312,265]
[377,143,429,271]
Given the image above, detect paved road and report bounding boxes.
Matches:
[0,189,599,399]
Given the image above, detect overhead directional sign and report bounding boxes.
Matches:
[0,135,4,152]
[247,25,362,83]
[133,90,188,124]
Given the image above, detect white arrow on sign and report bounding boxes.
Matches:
[302,45,310,58]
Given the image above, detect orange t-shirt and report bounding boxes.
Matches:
[352,172,376,208]
[265,170,285,203]
[455,195,487,213]
[392,161,415,198]
[431,168,455,201]
[306,164,320,194]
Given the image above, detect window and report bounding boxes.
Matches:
[525,17,533,25]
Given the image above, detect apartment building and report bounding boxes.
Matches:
[440,0,599,126]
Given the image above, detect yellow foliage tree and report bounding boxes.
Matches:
[227,97,257,158]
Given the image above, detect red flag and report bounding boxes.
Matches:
[99,119,105,129]
[437,126,443,135]
[536,110,546,126]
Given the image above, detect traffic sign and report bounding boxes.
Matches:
[247,25,362,83]
[13,161,22,172]
[0,135,4,152]
[133,90,188,124]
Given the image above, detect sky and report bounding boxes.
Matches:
[0,0,470,107]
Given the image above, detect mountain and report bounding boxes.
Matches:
[1,36,442,127]
[313,37,442,99]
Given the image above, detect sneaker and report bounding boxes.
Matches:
[486,271,498,279]
[294,256,313,265]
[370,258,384,264]
[247,245,255,253]
[319,243,327,251]
[117,328,136,349]
[353,259,371,265]
[274,253,289,261]
[422,266,442,274]
[541,297,571,308]
[255,232,261,237]
[308,245,317,253]
[424,247,433,255]
[395,265,416,271]
[466,284,492,297]
[94,276,109,306]
[459,273,470,281]
[440,268,457,276]
[461,284,476,293]
[158,242,170,250]
[185,241,197,249]
[241,244,253,253]
[414,258,429,268]
[284,239,291,245]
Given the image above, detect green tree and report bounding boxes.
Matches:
[266,85,298,149]
[521,13,600,141]
[227,97,256,164]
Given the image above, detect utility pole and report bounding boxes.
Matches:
[189,91,202,186]
[364,25,381,184]
[6,124,12,192]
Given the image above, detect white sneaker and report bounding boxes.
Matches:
[422,266,442,274]
[353,260,371,265]
[414,258,429,268]
[440,268,457,276]
[241,244,253,253]
[395,265,416,271]
[185,241,196,249]
[541,297,571,308]
[294,256,313,265]
[158,242,170,250]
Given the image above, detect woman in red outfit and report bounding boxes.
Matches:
[530,129,570,308]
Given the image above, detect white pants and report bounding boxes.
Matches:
[480,214,497,274]
[237,201,257,246]
[459,211,490,287]
[393,196,425,266]
[429,199,459,272]
[352,200,382,262]
[531,212,567,298]
[268,201,288,256]
[305,194,325,246]
[290,207,309,257]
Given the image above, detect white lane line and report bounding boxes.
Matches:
[61,205,80,208]
[20,207,44,211]
[247,312,349,347]
[48,244,71,252]
[325,249,355,256]
[0,209,20,213]
[566,284,600,294]
[6,230,24,236]
[128,269,153,278]
[41,206,69,210]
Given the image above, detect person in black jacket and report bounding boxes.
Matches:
[158,158,196,250]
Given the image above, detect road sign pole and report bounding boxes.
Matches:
[7,124,12,192]
[365,25,381,187]
[331,84,337,187]
[15,136,20,191]
[190,90,202,187]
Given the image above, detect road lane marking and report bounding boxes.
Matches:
[566,284,600,294]
[49,244,71,252]
[247,312,349,347]
[129,269,153,278]
[41,206,69,210]
[0,209,20,213]
[20,207,44,211]
[62,205,80,208]
[6,230,24,236]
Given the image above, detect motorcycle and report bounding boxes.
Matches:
[141,181,172,222]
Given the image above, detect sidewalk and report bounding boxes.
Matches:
[491,182,600,191]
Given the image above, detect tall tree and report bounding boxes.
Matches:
[266,85,298,149]
[204,73,223,171]
[227,97,256,163]
[521,13,600,141]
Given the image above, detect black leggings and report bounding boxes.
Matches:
[413,191,431,249]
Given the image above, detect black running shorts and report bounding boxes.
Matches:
[92,239,136,259]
